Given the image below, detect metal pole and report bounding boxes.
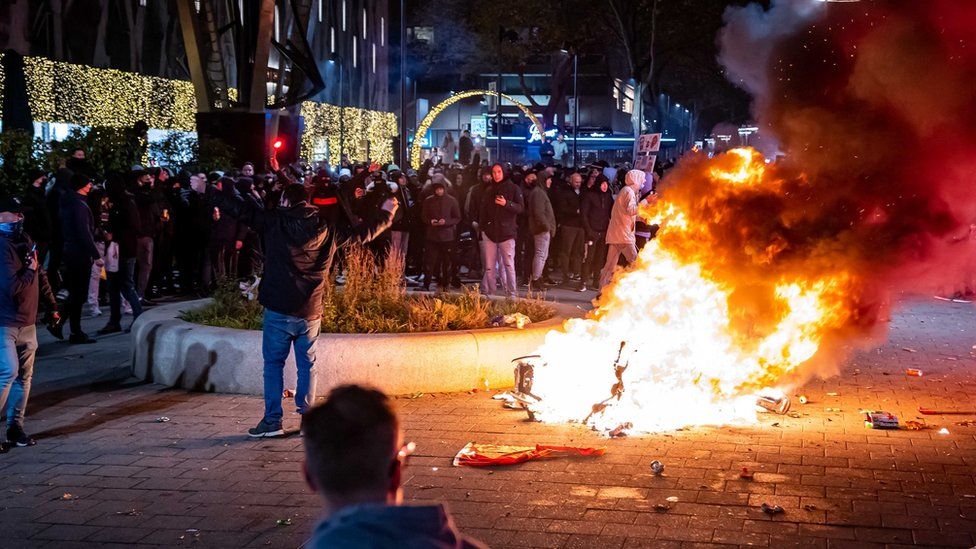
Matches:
[399,0,407,167]
[341,60,346,160]
[496,70,502,163]
[572,52,578,167]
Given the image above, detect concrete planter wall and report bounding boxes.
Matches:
[130,299,581,396]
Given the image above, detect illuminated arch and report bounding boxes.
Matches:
[410,90,545,168]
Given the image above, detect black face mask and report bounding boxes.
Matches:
[0,220,24,238]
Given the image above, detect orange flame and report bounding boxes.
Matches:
[529,148,857,433]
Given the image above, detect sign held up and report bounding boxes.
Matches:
[633,133,662,172]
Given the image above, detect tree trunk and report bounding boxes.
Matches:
[92,0,111,66]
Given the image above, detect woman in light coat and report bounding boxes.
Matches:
[599,169,651,288]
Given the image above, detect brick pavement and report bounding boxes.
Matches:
[2,297,976,548]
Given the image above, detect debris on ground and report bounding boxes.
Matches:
[902,347,917,353]
[407,392,425,399]
[938,427,950,435]
[825,408,842,412]
[155,417,170,423]
[761,503,785,515]
[797,395,808,404]
[650,460,665,475]
[653,503,670,512]
[666,496,679,503]
[739,467,754,480]
[903,420,926,430]
[906,368,923,377]
[756,394,791,414]
[282,389,295,398]
[865,411,899,429]
[492,313,531,329]
[59,493,76,500]
[115,509,142,516]
[803,504,817,511]
[826,392,838,397]
[608,423,632,437]
[956,420,976,426]
[919,407,976,415]
[276,518,292,526]
[453,442,605,467]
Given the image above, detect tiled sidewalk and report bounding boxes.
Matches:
[2,298,976,548]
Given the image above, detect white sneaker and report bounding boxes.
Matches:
[90,306,103,317]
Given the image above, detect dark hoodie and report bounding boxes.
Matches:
[310,504,486,549]
[476,163,524,243]
[212,189,392,320]
[581,180,614,240]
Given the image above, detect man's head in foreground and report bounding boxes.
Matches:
[302,385,406,512]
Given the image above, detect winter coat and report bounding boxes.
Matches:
[606,185,639,245]
[59,191,100,262]
[553,187,583,228]
[476,178,524,243]
[458,135,474,165]
[0,234,56,327]
[527,185,556,237]
[421,193,461,243]
[133,186,162,239]
[310,504,487,549]
[581,187,613,240]
[107,192,142,260]
[22,186,52,244]
[213,189,392,320]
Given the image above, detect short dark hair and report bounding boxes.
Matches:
[282,183,308,206]
[303,385,399,495]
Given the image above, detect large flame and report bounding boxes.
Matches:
[530,148,858,433]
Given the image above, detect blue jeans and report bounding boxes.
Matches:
[262,309,321,424]
[0,325,38,428]
[109,258,143,325]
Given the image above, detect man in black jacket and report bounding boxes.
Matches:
[474,163,524,298]
[211,181,397,438]
[0,197,59,449]
[553,172,586,287]
[60,173,102,344]
[458,129,474,166]
[580,176,613,291]
[420,180,460,290]
[132,170,160,303]
[98,175,143,334]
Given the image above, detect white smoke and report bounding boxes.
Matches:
[717,0,825,103]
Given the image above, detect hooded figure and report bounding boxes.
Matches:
[475,163,524,297]
[600,169,649,288]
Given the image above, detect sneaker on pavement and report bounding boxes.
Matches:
[68,333,97,344]
[7,425,36,447]
[97,324,123,335]
[247,419,284,438]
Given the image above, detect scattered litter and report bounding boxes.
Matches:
[826,392,838,397]
[903,420,926,431]
[115,509,142,516]
[59,493,76,500]
[853,368,861,375]
[282,389,295,398]
[276,518,292,527]
[797,395,808,405]
[963,494,976,498]
[902,347,917,353]
[865,411,899,429]
[10,488,24,494]
[825,408,842,412]
[666,496,679,503]
[608,423,632,438]
[415,485,436,490]
[771,422,781,427]
[155,417,170,423]
[905,369,923,377]
[650,460,665,475]
[803,504,817,511]
[938,427,950,435]
[653,503,670,512]
[787,412,802,418]
[431,467,439,472]
[492,313,531,329]
[919,407,976,415]
[453,442,606,467]
[739,467,754,480]
[407,392,425,399]
[956,420,976,426]
[756,394,791,414]
[761,503,785,515]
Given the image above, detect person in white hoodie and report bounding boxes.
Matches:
[599,169,653,288]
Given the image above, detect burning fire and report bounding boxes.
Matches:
[529,148,857,433]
